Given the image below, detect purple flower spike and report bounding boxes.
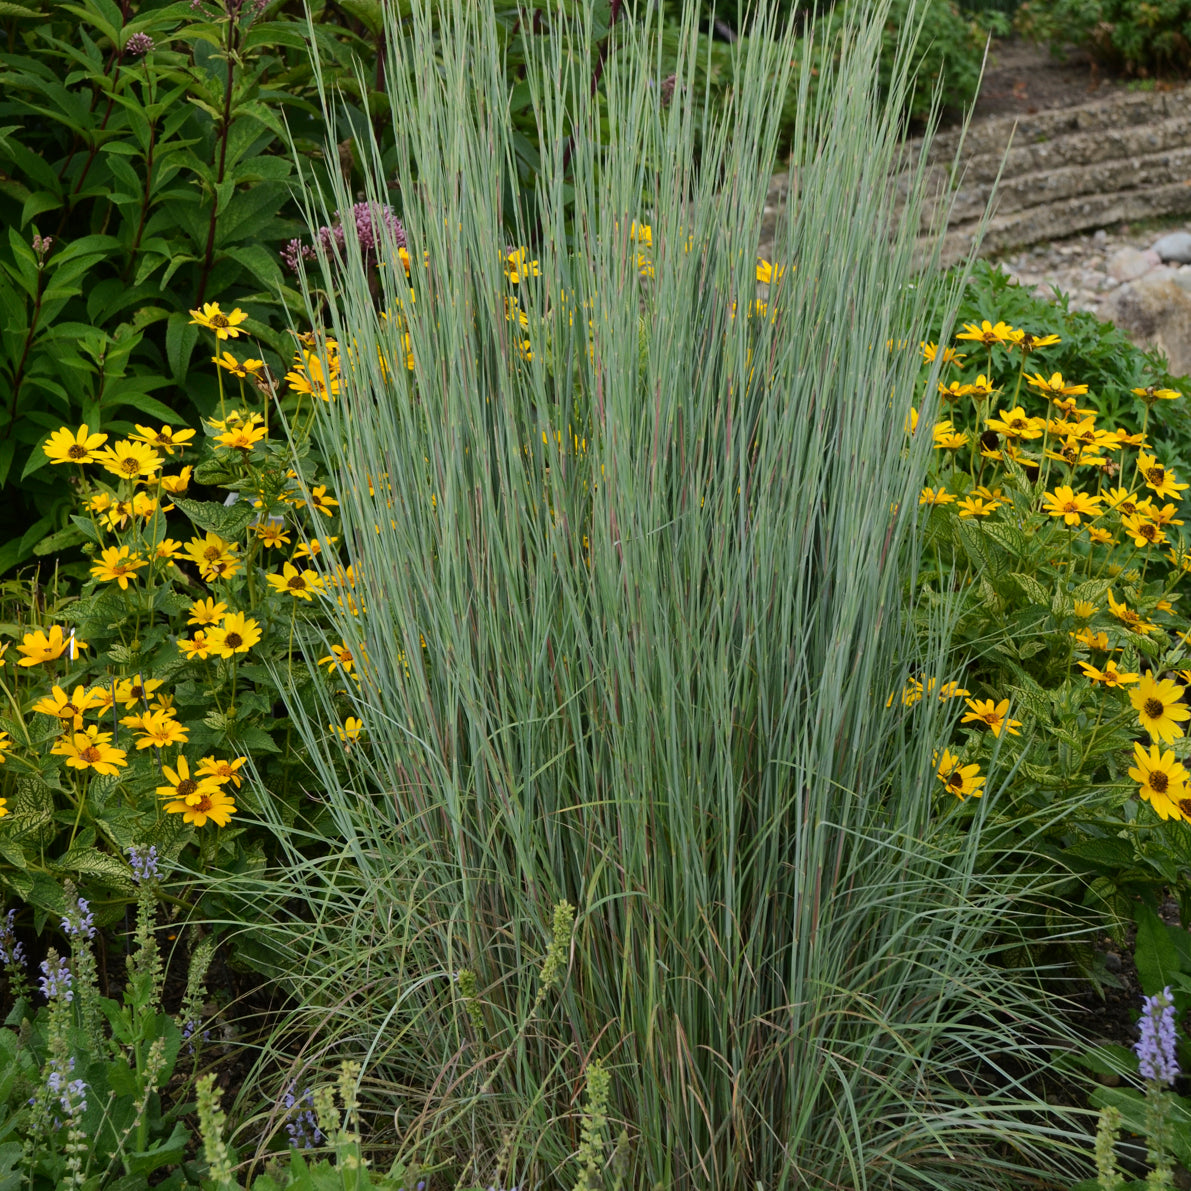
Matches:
[125,32,155,55]
[1136,985,1180,1086]
[38,956,73,1003]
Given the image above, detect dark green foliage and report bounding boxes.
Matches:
[1016,0,1191,74]
[0,0,378,574]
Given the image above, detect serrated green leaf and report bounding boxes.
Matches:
[172,496,254,539]
[53,845,134,889]
[1011,572,1049,606]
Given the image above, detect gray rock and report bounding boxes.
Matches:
[1098,277,1191,376]
[1108,246,1160,282]
[1152,230,1191,263]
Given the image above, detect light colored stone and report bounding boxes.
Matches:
[1097,278,1191,376]
[1153,230,1191,263]
[1108,247,1158,282]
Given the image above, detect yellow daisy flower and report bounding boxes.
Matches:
[935,748,985,800]
[16,625,87,666]
[134,709,189,750]
[188,302,249,340]
[205,612,262,658]
[163,785,237,827]
[1130,674,1191,745]
[43,424,108,465]
[90,545,147,589]
[960,697,1021,737]
[267,562,324,601]
[187,598,227,627]
[51,725,128,775]
[1128,741,1191,822]
[95,439,163,481]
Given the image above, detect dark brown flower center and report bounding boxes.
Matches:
[945,772,962,790]
[211,313,230,328]
[194,795,213,812]
[287,576,307,591]
[1152,771,1170,794]
[68,444,88,459]
[1149,467,1165,484]
[1180,798,1191,816]
[224,632,243,649]
[177,778,197,799]
[80,746,101,763]
[1145,698,1165,719]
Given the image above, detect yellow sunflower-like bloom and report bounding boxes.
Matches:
[43,424,108,465]
[332,717,363,744]
[919,487,956,507]
[318,642,356,675]
[1070,626,1112,651]
[960,697,1022,737]
[16,625,87,666]
[504,248,539,283]
[984,407,1046,440]
[181,532,240,581]
[113,675,164,708]
[1026,371,1089,399]
[1128,741,1191,821]
[1078,660,1139,687]
[920,342,966,366]
[178,631,213,660]
[212,352,265,377]
[1107,590,1156,636]
[163,785,237,827]
[51,725,128,775]
[267,562,325,601]
[255,521,291,549]
[196,755,247,787]
[1121,514,1167,549]
[1041,485,1104,527]
[128,425,196,455]
[90,545,147,589]
[206,612,262,658]
[157,754,222,804]
[1137,451,1190,499]
[216,422,268,451]
[1132,385,1181,404]
[187,598,227,627]
[31,684,102,728]
[956,320,1022,348]
[159,466,193,495]
[134,709,189,750]
[285,350,340,402]
[1131,674,1191,745]
[935,748,985,800]
[957,495,1000,518]
[95,439,163,481]
[1016,331,1061,353]
[188,302,249,340]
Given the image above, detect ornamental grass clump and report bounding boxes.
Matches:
[217,0,1096,1186]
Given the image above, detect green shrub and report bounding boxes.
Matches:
[1016,0,1191,74]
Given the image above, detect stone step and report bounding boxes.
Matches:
[898,83,1191,267]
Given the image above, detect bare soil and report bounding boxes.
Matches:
[967,36,1173,122]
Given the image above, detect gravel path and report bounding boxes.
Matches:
[991,218,1191,315]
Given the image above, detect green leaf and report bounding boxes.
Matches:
[1134,901,1183,996]
[165,311,198,383]
[1010,571,1049,607]
[32,525,86,556]
[53,845,135,890]
[172,496,255,539]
